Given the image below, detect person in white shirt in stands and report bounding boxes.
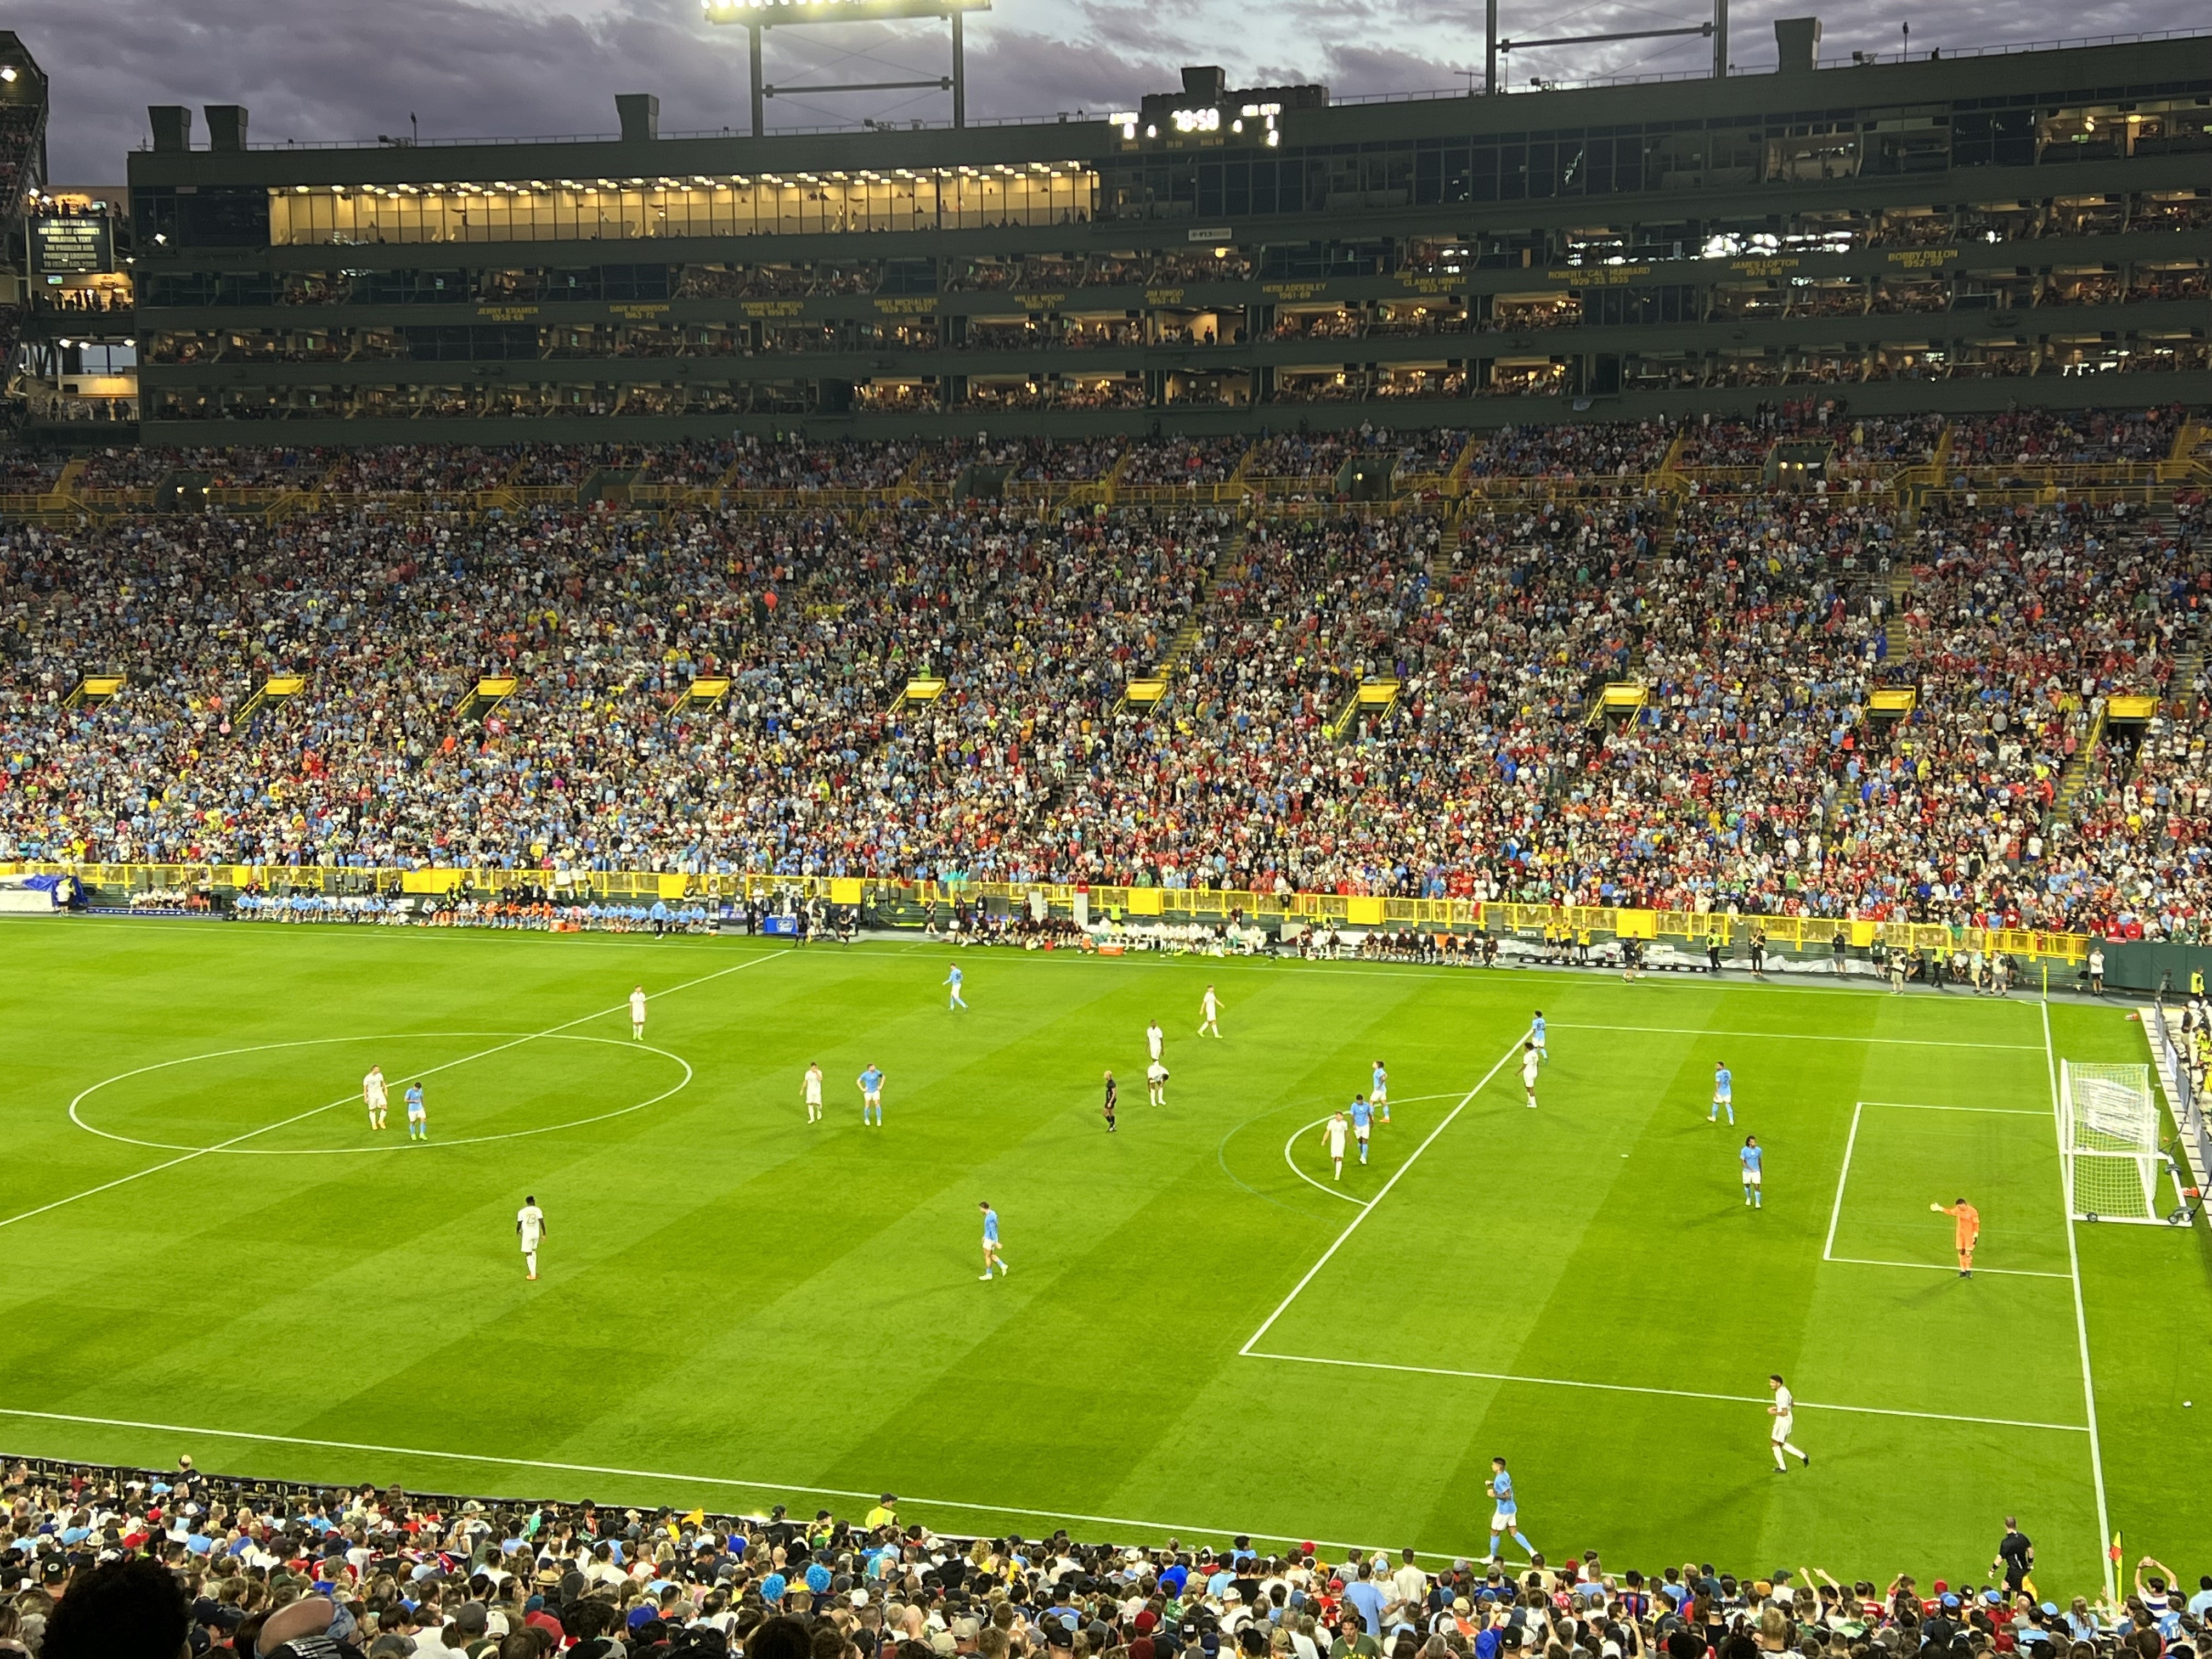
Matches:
[516,1195,545,1281]
[630,984,648,1038]
[1390,1547,1427,1607]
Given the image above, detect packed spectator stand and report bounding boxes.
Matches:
[3,1454,2205,1659]
[1,408,2208,941]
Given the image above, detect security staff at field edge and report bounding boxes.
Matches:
[1707,938,1723,975]
[2192,967,2205,999]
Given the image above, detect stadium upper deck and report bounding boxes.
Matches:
[120,22,2212,445]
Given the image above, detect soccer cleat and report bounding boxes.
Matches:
[980,1273,994,1280]
[1799,1452,1810,1465]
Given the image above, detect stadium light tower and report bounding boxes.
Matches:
[703,0,992,138]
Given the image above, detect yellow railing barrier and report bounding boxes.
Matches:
[1,861,2089,963]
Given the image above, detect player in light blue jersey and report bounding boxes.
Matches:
[1348,1094,1374,1164]
[1370,1060,1390,1124]
[1485,1457,1536,1565]
[404,1082,427,1141]
[1709,1061,1734,1125]
[1740,1135,1763,1208]
[977,1200,1008,1279]
[857,1064,885,1126]
[943,964,967,1010]
[1531,1012,1547,1064]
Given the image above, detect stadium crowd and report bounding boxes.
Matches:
[0,411,2206,939]
[3,1457,2207,1659]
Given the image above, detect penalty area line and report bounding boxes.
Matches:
[1240,1030,1529,1356]
[1242,1351,2091,1434]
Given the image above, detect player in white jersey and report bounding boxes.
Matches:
[1199,986,1222,1037]
[629,985,647,1039]
[1146,1058,1170,1105]
[1767,1373,1810,1470]
[802,1063,825,1123]
[1147,1019,1164,1063]
[1521,1041,1540,1109]
[363,1065,388,1132]
[1322,1110,1350,1181]
[517,1194,545,1280]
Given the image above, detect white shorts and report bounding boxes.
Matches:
[981,1237,998,1252]
[1490,1508,1516,1531]
[1372,1089,1389,1105]
[864,1091,881,1104]
[1770,1416,1793,1443]
[1328,1142,1347,1160]
[1742,1169,1761,1187]
[1355,1126,1370,1141]
[520,1236,540,1254]
[407,1106,426,1120]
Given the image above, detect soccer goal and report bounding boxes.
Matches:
[2060,1061,2163,1223]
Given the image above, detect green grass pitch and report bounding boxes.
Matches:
[5,919,2211,1593]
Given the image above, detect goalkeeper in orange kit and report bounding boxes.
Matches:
[1932,1197,1980,1277]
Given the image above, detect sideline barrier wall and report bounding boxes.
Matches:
[0,860,2091,964]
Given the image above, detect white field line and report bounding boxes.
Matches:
[1825,1101,2072,1278]
[1241,1351,2091,1435]
[1240,1032,1528,1356]
[2046,1000,2115,1599]
[65,1034,693,1157]
[1825,1255,2070,1281]
[1856,1099,2049,1115]
[1553,1022,2039,1051]
[1279,1091,1463,1206]
[0,953,777,1232]
[0,1404,1461,1563]
[1822,1102,1864,1262]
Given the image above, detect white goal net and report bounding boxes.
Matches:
[2060,1060,2162,1223]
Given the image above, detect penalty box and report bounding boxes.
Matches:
[1244,1086,2091,1437]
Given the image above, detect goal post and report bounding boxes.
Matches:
[2060,1060,2162,1223]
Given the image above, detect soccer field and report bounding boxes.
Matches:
[5,919,2211,1591]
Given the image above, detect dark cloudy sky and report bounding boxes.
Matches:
[19,0,2183,183]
